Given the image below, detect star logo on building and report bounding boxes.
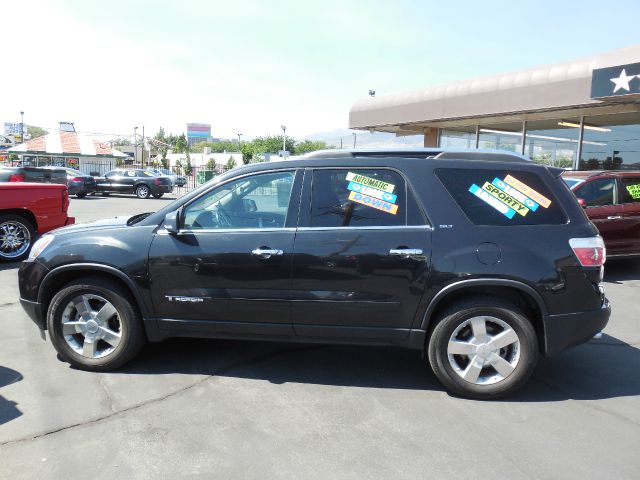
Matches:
[610,69,636,93]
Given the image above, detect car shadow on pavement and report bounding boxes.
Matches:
[0,365,23,426]
[604,257,640,283]
[113,332,640,402]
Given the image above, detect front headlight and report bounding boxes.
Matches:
[28,235,55,261]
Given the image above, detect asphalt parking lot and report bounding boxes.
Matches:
[0,194,639,479]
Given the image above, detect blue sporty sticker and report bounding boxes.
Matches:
[469,184,516,219]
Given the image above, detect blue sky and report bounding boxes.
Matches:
[2,0,639,141]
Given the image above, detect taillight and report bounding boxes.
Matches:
[62,188,69,212]
[9,174,25,182]
[71,177,83,182]
[155,178,161,185]
[569,237,606,267]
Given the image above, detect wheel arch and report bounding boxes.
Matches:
[38,263,150,326]
[421,279,548,352]
[0,208,38,233]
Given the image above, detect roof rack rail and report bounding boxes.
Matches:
[301,147,531,163]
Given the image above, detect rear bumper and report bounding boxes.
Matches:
[543,299,611,357]
[155,185,173,193]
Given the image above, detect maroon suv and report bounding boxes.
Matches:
[563,171,640,257]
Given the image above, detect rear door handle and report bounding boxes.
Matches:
[607,215,623,220]
[251,248,283,259]
[389,248,424,258]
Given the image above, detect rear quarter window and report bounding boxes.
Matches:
[435,168,567,226]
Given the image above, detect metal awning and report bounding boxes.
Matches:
[349,45,640,134]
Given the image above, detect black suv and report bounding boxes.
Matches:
[18,150,610,399]
[96,168,172,198]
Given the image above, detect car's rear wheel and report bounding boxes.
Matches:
[427,297,538,399]
[152,192,164,199]
[76,192,87,199]
[46,277,146,371]
[0,214,35,262]
[135,185,150,199]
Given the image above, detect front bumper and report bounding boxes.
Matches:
[20,297,45,330]
[543,299,611,357]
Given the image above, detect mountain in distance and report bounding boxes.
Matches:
[304,128,423,149]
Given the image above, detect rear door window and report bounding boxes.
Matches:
[309,169,426,227]
[574,178,615,207]
[435,168,567,226]
[620,177,640,204]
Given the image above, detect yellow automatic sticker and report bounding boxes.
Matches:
[348,191,398,214]
[346,172,395,193]
[504,175,551,208]
[482,182,529,216]
[626,184,640,199]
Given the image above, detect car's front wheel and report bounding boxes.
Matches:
[427,297,538,399]
[46,277,146,371]
[135,185,150,199]
[0,214,35,262]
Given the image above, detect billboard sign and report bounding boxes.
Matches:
[187,123,211,139]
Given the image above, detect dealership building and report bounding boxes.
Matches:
[350,45,640,170]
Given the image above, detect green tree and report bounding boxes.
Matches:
[184,154,193,176]
[226,156,236,170]
[27,125,48,139]
[294,140,330,155]
[191,140,238,153]
[173,134,189,154]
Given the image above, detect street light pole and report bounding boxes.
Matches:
[20,111,24,143]
[134,127,138,164]
[237,133,243,149]
[142,126,145,167]
[281,125,286,153]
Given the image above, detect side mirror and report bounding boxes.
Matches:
[576,198,587,208]
[164,211,180,234]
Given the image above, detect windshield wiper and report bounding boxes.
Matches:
[127,212,153,226]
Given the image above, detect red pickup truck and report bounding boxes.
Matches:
[0,183,75,261]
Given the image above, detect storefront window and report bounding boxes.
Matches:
[524,118,581,168]
[580,112,640,170]
[439,128,475,148]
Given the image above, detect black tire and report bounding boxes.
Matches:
[0,214,36,262]
[46,277,146,371]
[152,192,164,199]
[135,184,150,199]
[76,192,87,199]
[427,297,538,400]
[101,192,111,196]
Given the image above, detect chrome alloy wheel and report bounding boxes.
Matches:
[0,220,31,259]
[61,294,123,359]
[136,185,149,198]
[447,316,520,385]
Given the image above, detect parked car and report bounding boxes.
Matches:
[0,183,74,261]
[95,168,173,198]
[147,168,187,187]
[0,166,67,184]
[18,149,609,399]
[40,166,97,198]
[562,170,640,257]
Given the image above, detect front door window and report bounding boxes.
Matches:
[183,171,295,230]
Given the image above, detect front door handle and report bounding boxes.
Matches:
[389,248,424,258]
[251,248,283,259]
[607,215,623,220]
